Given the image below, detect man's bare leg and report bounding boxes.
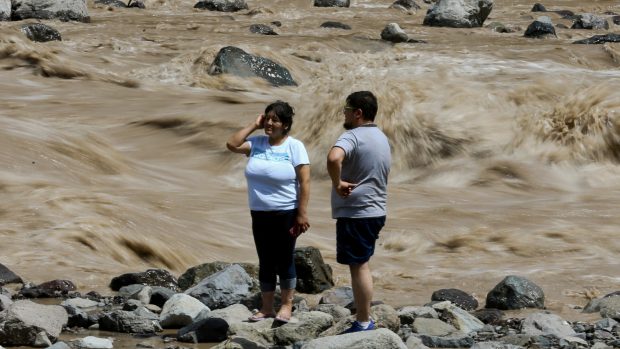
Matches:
[350,262,373,322]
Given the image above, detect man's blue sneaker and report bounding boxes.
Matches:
[339,319,375,334]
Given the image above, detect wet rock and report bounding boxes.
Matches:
[381,23,409,43]
[613,16,620,25]
[274,311,333,345]
[11,0,90,22]
[571,14,609,30]
[249,24,277,35]
[573,33,620,44]
[208,46,297,87]
[521,313,576,338]
[314,0,349,7]
[159,294,210,329]
[432,289,479,311]
[0,0,10,21]
[423,0,493,28]
[76,336,113,349]
[319,286,353,307]
[486,275,545,310]
[149,286,176,307]
[531,3,546,12]
[20,280,76,298]
[193,0,248,12]
[302,328,407,349]
[295,246,334,294]
[524,17,557,38]
[473,308,504,325]
[94,0,126,7]
[185,264,253,310]
[0,263,23,286]
[320,21,351,30]
[390,0,420,10]
[109,269,179,292]
[0,300,68,346]
[127,0,145,8]
[177,317,229,343]
[98,308,162,333]
[178,262,258,291]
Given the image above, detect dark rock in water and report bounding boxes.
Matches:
[485,275,545,310]
[556,23,568,29]
[178,261,258,290]
[127,0,145,8]
[177,317,229,343]
[431,288,478,311]
[381,23,409,43]
[472,308,504,324]
[531,3,546,12]
[149,286,176,307]
[94,0,126,7]
[423,0,494,28]
[524,17,557,38]
[571,14,609,30]
[554,10,575,19]
[320,21,351,30]
[208,46,297,87]
[0,263,23,286]
[487,21,519,33]
[109,269,179,292]
[314,0,349,7]
[391,0,420,10]
[294,246,334,294]
[271,21,282,27]
[21,23,62,42]
[249,24,277,35]
[194,0,247,12]
[12,0,90,22]
[613,16,620,25]
[20,280,76,298]
[573,33,620,44]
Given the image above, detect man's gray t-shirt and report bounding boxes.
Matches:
[331,125,391,218]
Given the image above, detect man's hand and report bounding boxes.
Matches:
[335,180,356,198]
[290,214,310,237]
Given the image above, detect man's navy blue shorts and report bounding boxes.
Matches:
[336,216,386,265]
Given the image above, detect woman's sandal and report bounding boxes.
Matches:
[248,312,275,322]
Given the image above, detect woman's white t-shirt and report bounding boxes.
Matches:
[245,135,310,211]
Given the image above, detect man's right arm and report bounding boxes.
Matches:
[327,147,355,198]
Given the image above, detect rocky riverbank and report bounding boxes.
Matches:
[1,249,620,349]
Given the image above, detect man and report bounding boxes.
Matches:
[326,91,391,334]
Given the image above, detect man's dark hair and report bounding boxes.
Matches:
[346,91,378,121]
[265,100,295,134]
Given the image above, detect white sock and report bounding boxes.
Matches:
[358,321,370,329]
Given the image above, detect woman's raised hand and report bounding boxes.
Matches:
[255,114,265,129]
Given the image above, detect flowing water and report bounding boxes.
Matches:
[1,0,620,326]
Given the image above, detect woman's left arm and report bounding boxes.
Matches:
[294,164,310,236]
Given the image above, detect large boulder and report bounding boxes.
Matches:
[524,17,556,38]
[193,0,247,12]
[314,0,349,7]
[301,328,407,349]
[24,25,65,42]
[295,247,334,294]
[178,262,258,291]
[11,0,90,22]
[98,308,162,333]
[485,275,545,310]
[0,0,10,21]
[159,294,210,329]
[423,0,493,28]
[184,264,253,310]
[573,33,620,44]
[208,46,297,87]
[109,269,179,292]
[0,264,22,286]
[0,300,68,346]
[571,13,609,30]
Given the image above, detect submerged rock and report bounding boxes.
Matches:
[573,33,620,44]
[320,21,351,30]
[94,0,126,7]
[314,0,350,7]
[381,23,409,43]
[249,24,278,35]
[391,0,420,10]
[423,0,493,28]
[524,17,556,38]
[194,0,247,12]
[571,13,609,30]
[208,46,297,87]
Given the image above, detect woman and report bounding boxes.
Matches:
[226,101,310,323]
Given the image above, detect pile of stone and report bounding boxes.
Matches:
[1,249,619,349]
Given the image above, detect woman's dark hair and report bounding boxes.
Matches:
[265,100,295,134]
[346,91,378,121]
